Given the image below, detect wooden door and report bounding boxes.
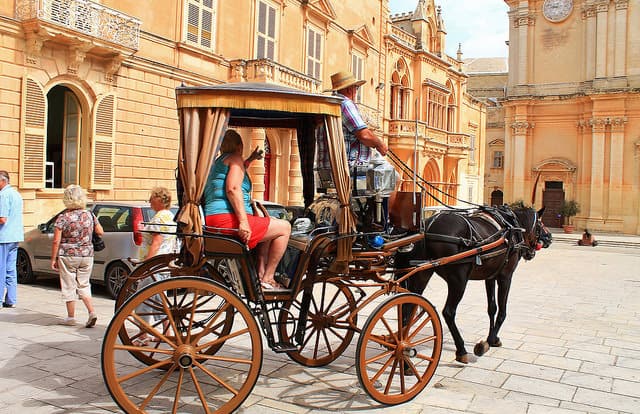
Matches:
[542,188,564,227]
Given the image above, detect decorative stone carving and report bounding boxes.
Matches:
[610,116,628,131]
[104,56,125,82]
[581,5,597,18]
[67,43,92,75]
[24,30,47,65]
[513,13,536,28]
[588,117,608,132]
[595,0,610,12]
[614,0,629,10]
[510,121,534,135]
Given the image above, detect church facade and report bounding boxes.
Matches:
[502,0,640,232]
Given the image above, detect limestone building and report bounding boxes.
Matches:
[503,0,640,232]
[1,0,483,230]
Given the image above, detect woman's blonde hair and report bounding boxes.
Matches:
[63,185,88,209]
[220,129,243,154]
[149,186,172,209]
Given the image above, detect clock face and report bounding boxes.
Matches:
[543,0,573,22]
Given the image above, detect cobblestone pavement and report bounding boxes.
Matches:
[1,240,639,414]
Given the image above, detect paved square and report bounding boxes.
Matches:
[1,237,639,413]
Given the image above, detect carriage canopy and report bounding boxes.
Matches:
[175,82,355,266]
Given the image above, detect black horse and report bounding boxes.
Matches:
[396,205,551,363]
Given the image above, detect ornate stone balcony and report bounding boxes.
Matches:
[15,0,141,50]
[230,59,321,94]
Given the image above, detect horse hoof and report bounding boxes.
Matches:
[474,341,490,356]
[489,339,502,347]
[455,354,469,364]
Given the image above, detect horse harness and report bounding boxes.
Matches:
[423,207,534,277]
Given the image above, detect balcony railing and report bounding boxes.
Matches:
[237,59,321,93]
[387,120,449,146]
[16,0,141,50]
[356,103,382,131]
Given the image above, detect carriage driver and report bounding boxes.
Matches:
[316,72,397,230]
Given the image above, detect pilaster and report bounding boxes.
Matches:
[613,0,628,77]
[608,116,627,220]
[595,0,609,78]
[510,120,534,201]
[288,132,302,205]
[582,4,597,81]
[588,117,606,219]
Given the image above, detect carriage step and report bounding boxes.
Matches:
[272,342,299,353]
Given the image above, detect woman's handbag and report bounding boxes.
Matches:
[91,213,106,252]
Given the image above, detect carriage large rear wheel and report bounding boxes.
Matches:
[278,278,356,367]
[356,293,442,405]
[115,255,232,368]
[102,277,262,414]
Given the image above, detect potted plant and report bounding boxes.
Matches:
[559,199,580,233]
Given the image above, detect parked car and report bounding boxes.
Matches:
[17,201,178,299]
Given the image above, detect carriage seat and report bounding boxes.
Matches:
[202,229,249,256]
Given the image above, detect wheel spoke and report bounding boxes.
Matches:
[193,359,240,396]
[188,366,212,414]
[139,364,178,410]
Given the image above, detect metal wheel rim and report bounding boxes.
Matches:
[102,276,262,414]
[356,293,442,405]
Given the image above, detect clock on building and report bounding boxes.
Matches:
[542,0,573,22]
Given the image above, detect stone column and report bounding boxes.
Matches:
[613,0,628,77]
[247,128,266,200]
[510,121,532,202]
[588,118,606,219]
[288,132,303,206]
[514,10,533,85]
[608,117,626,220]
[582,4,597,81]
[595,1,609,78]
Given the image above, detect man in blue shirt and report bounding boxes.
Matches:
[0,170,24,308]
[320,71,388,167]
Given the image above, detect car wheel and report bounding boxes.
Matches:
[105,262,130,300]
[17,249,36,284]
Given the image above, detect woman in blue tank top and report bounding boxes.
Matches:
[203,130,291,290]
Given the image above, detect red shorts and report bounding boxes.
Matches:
[205,213,270,249]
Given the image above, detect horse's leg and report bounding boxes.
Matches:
[474,278,497,357]
[441,275,470,363]
[489,273,513,348]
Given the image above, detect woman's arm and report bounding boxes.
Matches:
[51,227,62,270]
[145,233,163,260]
[225,154,251,244]
[93,214,104,236]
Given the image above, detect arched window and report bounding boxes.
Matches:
[390,59,411,120]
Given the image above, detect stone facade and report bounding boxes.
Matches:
[0,0,484,230]
[501,0,640,233]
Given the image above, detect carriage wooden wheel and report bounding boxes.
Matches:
[115,255,234,368]
[278,277,357,367]
[356,293,442,405]
[102,276,262,414]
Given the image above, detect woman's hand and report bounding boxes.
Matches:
[51,258,58,270]
[244,146,264,166]
[238,219,251,244]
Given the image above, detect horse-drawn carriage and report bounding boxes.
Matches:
[101,83,549,413]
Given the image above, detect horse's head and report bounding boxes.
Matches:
[512,206,550,260]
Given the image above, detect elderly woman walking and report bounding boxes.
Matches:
[51,185,103,327]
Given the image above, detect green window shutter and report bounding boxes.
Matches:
[20,76,47,189]
[91,93,116,190]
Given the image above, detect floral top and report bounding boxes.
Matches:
[54,209,95,257]
[138,209,177,260]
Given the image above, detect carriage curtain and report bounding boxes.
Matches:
[176,107,230,265]
[325,115,355,269]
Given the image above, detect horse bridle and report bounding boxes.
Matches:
[513,210,540,259]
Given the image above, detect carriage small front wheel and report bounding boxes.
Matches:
[102,276,262,414]
[356,293,442,405]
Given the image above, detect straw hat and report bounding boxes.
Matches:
[325,71,366,92]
